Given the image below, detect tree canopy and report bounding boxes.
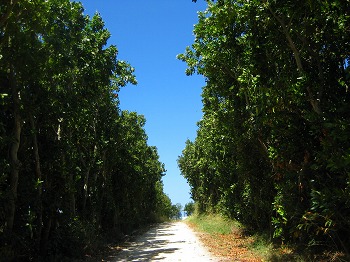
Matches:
[0,0,174,259]
[178,0,350,253]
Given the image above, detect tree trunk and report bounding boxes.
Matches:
[68,170,76,217]
[29,113,43,248]
[61,143,76,217]
[6,66,21,233]
[40,215,52,256]
[267,4,322,115]
[40,160,52,256]
[82,167,90,215]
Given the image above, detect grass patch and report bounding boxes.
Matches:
[185,214,350,261]
[186,213,241,235]
[185,214,263,261]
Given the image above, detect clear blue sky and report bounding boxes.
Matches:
[79,1,207,208]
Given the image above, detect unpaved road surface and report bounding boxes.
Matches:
[113,222,220,261]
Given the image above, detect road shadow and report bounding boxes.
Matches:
[107,222,182,261]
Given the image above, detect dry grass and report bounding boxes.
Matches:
[186,214,264,261]
[185,214,350,262]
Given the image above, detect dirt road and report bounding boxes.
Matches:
[112,222,220,261]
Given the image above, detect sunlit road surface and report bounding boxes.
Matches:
[114,222,220,261]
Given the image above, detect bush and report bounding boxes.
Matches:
[46,217,99,259]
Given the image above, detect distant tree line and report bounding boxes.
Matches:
[0,0,174,260]
[179,0,350,254]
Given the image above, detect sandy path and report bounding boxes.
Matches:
[113,222,219,261]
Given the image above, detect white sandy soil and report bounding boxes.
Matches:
[113,222,220,261]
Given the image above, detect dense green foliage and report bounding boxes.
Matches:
[178,0,350,254]
[0,0,173,260]
[184,202,195,216]
[170,203,183,220]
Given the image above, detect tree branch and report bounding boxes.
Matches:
[265,2,322,114]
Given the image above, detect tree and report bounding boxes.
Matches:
[180,0,350,252]
[171,203,183,220]
[0,0,169,259]
[184,202,195,216]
